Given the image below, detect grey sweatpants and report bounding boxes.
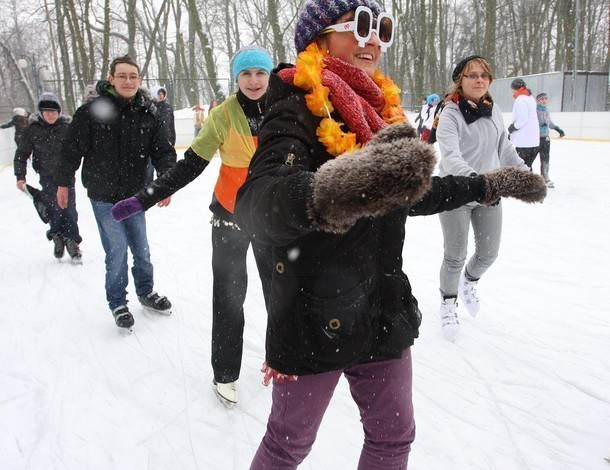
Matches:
[439,201,503,298]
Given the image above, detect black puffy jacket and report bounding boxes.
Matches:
[55,81,176,204]
[235,70,487,376]
[14,114,71,182]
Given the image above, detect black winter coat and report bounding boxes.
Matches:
[14,115,71,182]
[156,100,176,146]
[55,81,176,204]
[235,71,487,376]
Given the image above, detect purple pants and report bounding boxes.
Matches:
[250,349,415,469]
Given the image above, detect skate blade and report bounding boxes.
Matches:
[214,389,236,409]
[141,305,173,316]
[117,324,134,333]
[70,258,83,265]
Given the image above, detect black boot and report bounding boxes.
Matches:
[65,238,82,262]
[51,234,65,259]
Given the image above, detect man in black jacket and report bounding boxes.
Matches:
[15,92,82,261]
[56,55,177,330]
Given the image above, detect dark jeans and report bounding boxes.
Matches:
[211,217,272,383]
[250,349,416,469]
[537,137,551,181]
[90,200,154,310]
[40,178,81,243]
[516,146,540,170]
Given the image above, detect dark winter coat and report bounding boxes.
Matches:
[234,71,488,376]
[14,114,71,182]
[55,81,176,204]
[155,99,176,146]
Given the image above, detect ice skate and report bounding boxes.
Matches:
[51,233,65,260]
[214,381,238,408]
[112,305,134,331]
[458,272,480,317]
[439,297,460,341]
[138,291,172,315]
[64,238,83,264]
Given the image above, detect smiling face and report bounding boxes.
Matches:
[109,63,142,100]
[236,68,270,101]
[459,60,492,102]
[317,10,381,78]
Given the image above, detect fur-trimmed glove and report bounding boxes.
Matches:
[307,122,436,234]
[479,167,547,205]
[111,196,144,221]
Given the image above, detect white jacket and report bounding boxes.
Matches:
[510,94,539,148]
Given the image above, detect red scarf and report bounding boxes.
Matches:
[278,57,387,145]
[514,87,530,97]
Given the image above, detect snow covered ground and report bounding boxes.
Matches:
[1,138,609,469]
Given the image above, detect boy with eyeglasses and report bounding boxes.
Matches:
[56,55,177,330]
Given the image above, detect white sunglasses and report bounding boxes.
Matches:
[322,6,395,52]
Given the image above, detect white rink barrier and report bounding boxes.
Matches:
[2,111,609,169]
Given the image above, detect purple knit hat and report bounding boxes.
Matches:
[295,0,383,53]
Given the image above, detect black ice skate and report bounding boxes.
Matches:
[112,305,134,331]
[138,291,172,315]
[51,233,65,260]
[64,239,83,264]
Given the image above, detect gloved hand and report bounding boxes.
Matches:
[508,123,516,134]
[111,196,144,221]
[307,122,436,234]
[557,128,565,138]
[479,167,547,206]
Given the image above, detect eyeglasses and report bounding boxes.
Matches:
[322,6,395,52]
[112,74,140,82]
[463,72,491,81]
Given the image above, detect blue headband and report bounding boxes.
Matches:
[231,47,273,82]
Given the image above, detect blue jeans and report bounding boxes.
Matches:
[40,178,81,243]
[90,200,154,310]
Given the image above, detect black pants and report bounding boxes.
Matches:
[516,146,540,170]
[211,217,272,383]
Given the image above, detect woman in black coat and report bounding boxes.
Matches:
[235,0,546,467]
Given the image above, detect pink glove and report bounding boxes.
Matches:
[111,197,144,221]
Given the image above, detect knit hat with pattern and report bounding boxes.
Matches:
[294,0,383,53]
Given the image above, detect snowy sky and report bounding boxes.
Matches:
[1,138,609,469]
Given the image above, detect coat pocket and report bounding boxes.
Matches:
[296,280,373,368]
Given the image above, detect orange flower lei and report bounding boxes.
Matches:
[293,43,407,157]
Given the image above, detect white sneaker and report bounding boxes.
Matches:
[214,381,238,408]
[439,297,460,340]
[459,272,480,317]
[546,180,555,188]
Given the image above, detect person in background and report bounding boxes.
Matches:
[193,104,205,137]
[56,55,176,330]
[110,46,274,407]
[419,93,440,143]
[435,56,530,340]
[233,1,546,467]
[1,107,31,145]
[413,96,427,135]
[508,78,539,168]
[14,93,82,262]
[535,92,564,188]
[151,86,176,146]
[149,85,176,183]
